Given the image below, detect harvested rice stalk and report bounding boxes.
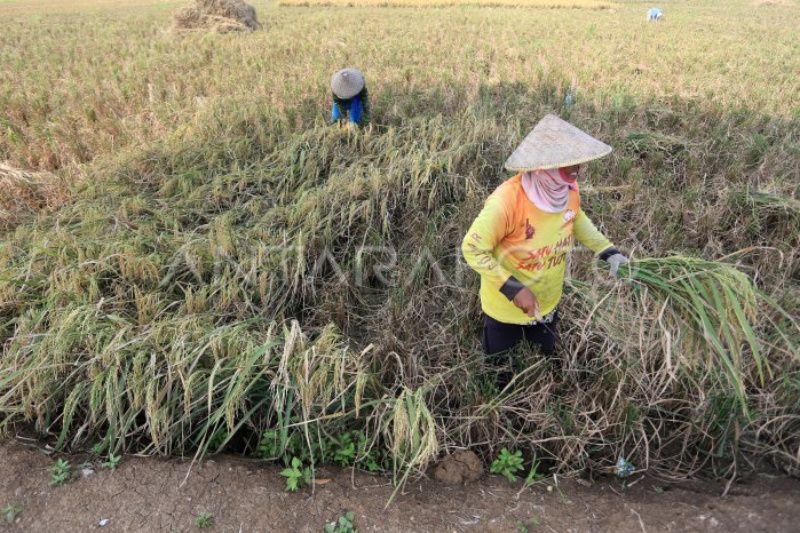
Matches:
[617,256,797,413]
[747,191,800,214]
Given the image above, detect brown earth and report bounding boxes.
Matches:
[434,450,484,485]
[1,440,799,532]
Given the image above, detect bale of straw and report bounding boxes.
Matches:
[0,162,65,232]
[173,0,262,34]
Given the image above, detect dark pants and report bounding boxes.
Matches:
[481,312,559,357]
[481,312,559,388]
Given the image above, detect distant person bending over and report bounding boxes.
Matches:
[647,8,664,21]
[462,115,630,382]
[330,68,370,126]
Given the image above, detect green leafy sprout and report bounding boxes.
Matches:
[516,516,541,532]
[324,511,357,533]
[280,457,313,492]
[195,511,214,529]
[524,460,545,486]
[3,504,22,523]
[490,448,524,483]
[102,453,122,470]
[50,459,71,486]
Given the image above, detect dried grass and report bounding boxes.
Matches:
[0,162,66,232]
[173,0,262,33]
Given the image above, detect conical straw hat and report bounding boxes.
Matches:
[504,114,612,171]
[331,68,365,99]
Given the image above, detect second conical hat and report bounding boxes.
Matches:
[331,68,365,100]
[504,114,612,171]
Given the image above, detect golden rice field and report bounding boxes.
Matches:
[1,0,798,170]
[276,0,612,7]
[1,0,799,488]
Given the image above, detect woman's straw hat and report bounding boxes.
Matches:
[331,68,365,99]
[504,114,612,171]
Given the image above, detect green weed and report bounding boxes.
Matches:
[50,459,71,487]
[524,461,545,486]
[280,457,313,492]
[516,516,541,532]
[2,504,22,523]
[257,429,283,461]
[324,511,357,533]
[195,512,214,529]
[102,453,122,471]
[490,449,524,483]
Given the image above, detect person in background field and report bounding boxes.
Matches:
[461,114,630,383]
[330,68,370,126]
[647,7,663,21]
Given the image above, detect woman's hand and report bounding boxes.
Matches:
[513,287,540,317]
[607,253,630,277]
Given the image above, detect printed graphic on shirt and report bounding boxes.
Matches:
[466,232,501,271]
[513,235,574,272]
[525,218,535,240]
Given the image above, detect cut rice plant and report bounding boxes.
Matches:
[617,256,797,414]
[746,192,800,214]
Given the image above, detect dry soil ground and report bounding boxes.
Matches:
[1,440,798,532]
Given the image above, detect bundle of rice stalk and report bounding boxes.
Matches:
[173,0,262,34]
[746,191,800,214]
[617,256,798,414]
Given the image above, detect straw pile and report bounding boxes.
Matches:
[173,0,262,33]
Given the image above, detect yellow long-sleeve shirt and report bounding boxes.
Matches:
[462,174,615,324]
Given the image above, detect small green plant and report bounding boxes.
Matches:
[474,375,500,399]
[3,504,22,523]
[206,429,228,453]
[324,511,357,533]
[322,431,382,472]
[524,460,544,486]
[359,450,382,472]
[195,512,214,529]
[490,448,524,483]
[332,433,356,467]
[90,441,108,456]
[257,429,281,460]
[102,453,122,470]
[258,429,311,465]
[515,516,541,532]
[280,457,313,492]
[50,459,71,486]
[355,432,382,473]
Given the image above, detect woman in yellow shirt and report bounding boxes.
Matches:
[462,115,629,366]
